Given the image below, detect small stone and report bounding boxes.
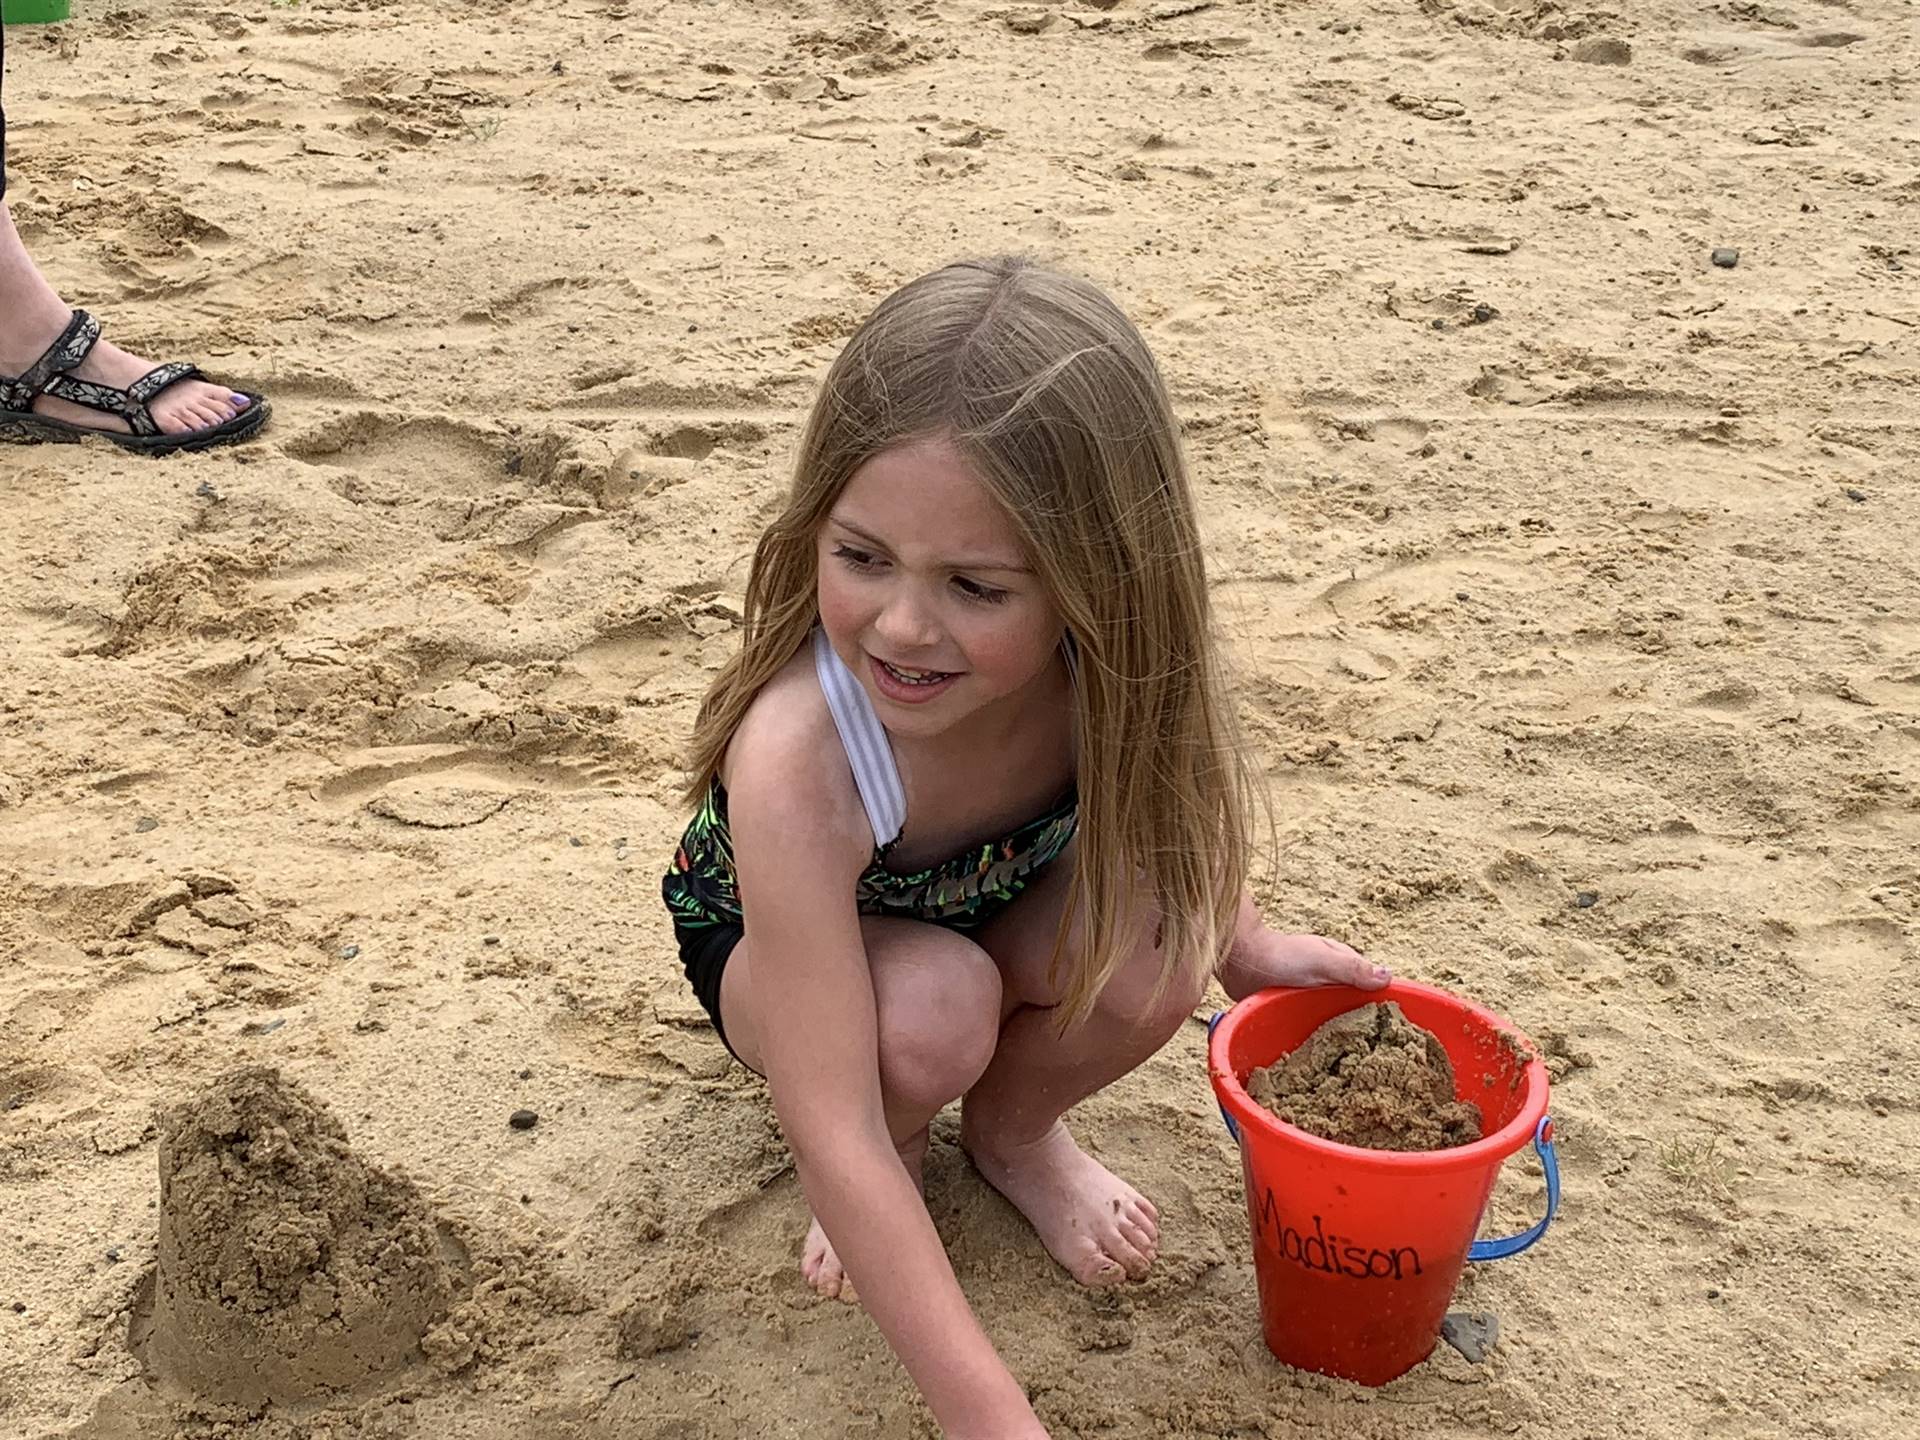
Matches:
[10,1302,24,1313]
[134,816,159,834]
[568,836,584,847]
[1456,591,1471,601]
[340,944,361,960]
[1440,1311,1499,1364]
[520,1193,532,1204]
[1845,488,1867,502]
[3,1095,23,1111]
[194,480,223,502]
[1711,247,1740,268]
[1430,317,1447,330]
[518,1068,533,1081]
[105,1247,123,1264]
[483,935,501,946]
[241,1017,286,1036]
[509,1109,539,1130]
[1575,891,1599,908]
[1707,1287,1721,1298]
[1472,302,1497,324]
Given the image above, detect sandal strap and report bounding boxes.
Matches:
[41,361,205,440]
[127,361,202,406]
[0,309,101,413]
[44,371,167,439]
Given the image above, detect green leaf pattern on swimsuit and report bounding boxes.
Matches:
[662,778,1076,934]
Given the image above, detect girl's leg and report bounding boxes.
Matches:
[717,916,1003,1301]
[0,202,249,434]
[965,843,1209,1288]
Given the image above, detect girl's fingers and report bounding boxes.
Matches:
[1285,936,1391,988]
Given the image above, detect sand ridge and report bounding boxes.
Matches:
[1,0,1917,1436]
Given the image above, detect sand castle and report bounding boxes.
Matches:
[133,1068,453,1409]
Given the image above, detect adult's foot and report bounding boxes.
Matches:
[799,1126,931,1304]
[1,321,251,437]
[960,1116,1158,1288]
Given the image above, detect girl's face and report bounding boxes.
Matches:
[815,433,1066,740]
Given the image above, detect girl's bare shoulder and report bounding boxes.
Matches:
[721,648,868,859]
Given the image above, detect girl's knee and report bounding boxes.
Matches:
[1095,946,1210,1039]
[874,933,1002,1111]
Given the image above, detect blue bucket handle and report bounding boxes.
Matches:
[1206,1011,1559,1262]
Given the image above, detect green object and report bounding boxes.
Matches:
[3,0,71,22]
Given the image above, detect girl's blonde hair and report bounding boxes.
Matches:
[685,256,1254,1026]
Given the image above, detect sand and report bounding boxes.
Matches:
[1247,1002,1484,1151]
[133,1066,457,1408]
[1,1,1916,1437]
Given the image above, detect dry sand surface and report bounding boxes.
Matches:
[3,0,1917,1435]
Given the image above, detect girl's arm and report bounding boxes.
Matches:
[1217,893,1392,1001]
[728,740,1047,1440]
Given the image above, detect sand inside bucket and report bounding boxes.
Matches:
[1247,1001,1484,1152]
[133,1066,453,1408]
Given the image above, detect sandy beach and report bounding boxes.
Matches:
[2,0,1916,1435]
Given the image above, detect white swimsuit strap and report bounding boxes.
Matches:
[812,628,907,848]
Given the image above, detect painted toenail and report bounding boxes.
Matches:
[232,395,250,408]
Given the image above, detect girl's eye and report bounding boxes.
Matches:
[833,544,880,570]
[954,577,1010,605]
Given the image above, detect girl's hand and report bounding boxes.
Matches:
[1220,930,1391,1002]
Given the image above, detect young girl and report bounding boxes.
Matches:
[661,256,1387,1439]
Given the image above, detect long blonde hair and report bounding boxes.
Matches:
[684,256,1255,1026]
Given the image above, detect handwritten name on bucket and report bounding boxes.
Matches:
[1257,1189,1426,1281]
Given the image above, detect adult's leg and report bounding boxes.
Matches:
[718,916,1003,1301]
[0,35,254,438]
[962,842,1210,1287]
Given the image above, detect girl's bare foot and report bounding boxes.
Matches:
[960,1117,1158,1287]
[800,1126,932,1303]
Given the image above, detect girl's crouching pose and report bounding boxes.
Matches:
[662,256,1386,1439]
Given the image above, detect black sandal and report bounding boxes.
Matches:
[0,310,270,454]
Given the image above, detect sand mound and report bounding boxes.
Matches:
[136,1067,452,1408]
[1248,1003,1483,1152]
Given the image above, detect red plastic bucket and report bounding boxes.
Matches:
[1208,980,1557,1386]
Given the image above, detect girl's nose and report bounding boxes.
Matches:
[875,590,940,650]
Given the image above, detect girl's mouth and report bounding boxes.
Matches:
[871,655,959,702]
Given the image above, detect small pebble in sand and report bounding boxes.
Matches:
[135,817,159,834]
[1247,1003,1482,1151]
[9,1302,24,1314]
[483,935,502,946]
[509,1109,539,1130]
[1846,488,1868,502]
[1575,891,1599,908]
[340,944,361,960]
[1711,247,1740,268]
